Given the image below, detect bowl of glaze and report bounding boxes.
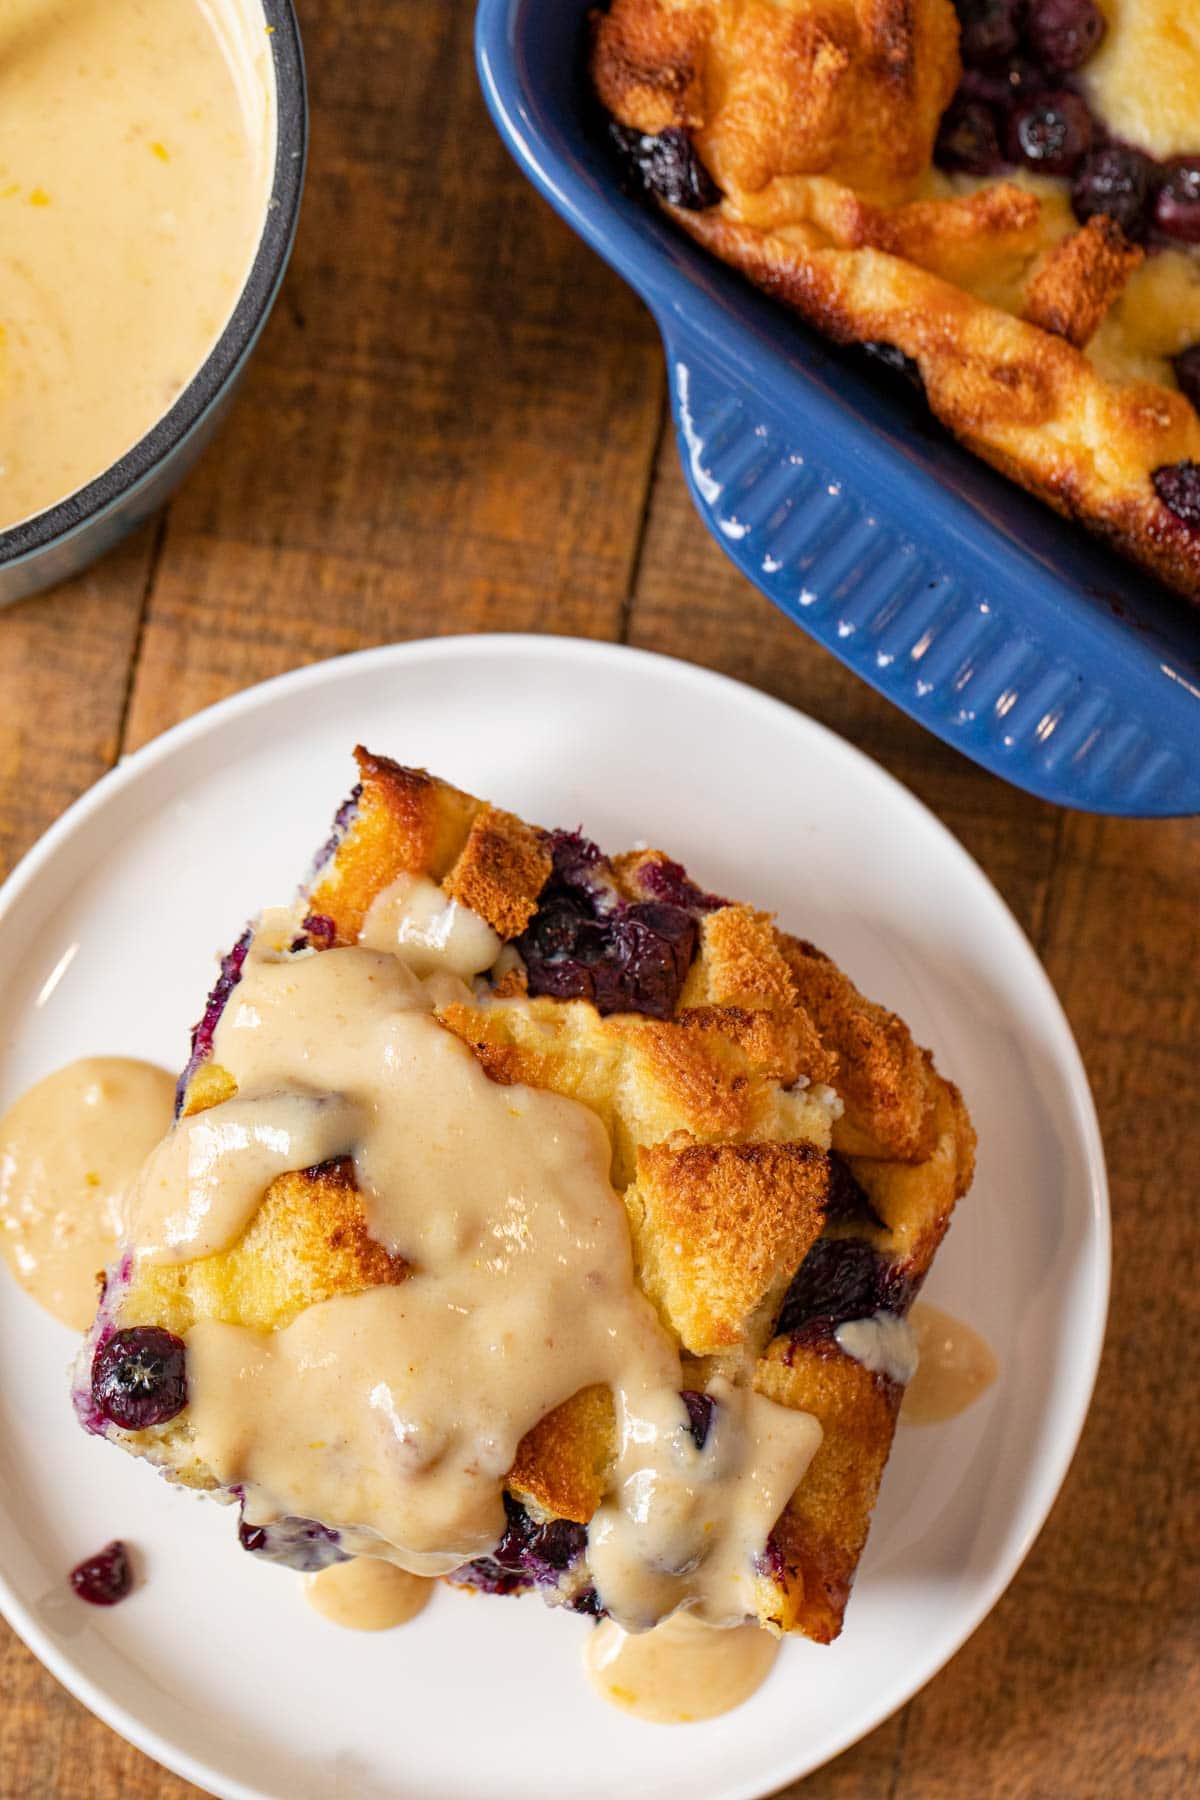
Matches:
[475,0,1200,817]
[0,0,306,605]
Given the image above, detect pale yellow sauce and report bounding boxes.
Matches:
[584,1612,779,1724]
[1085,0,1200,159]
[900,1302,998,1426]
[303,1558,433,1631]
[360,874,503,980]
[0,0,274,531]
[123,905,829,1629]
[0,1057,175,1330]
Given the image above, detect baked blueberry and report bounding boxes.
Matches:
[1008,91,1093,176]
[518,830,698,1019]
[954,0,1020,66]
[1024,0,1106,73]
[175,926,251,1113]
[1154,161,1200,245]
[776,1238,913,1337]
[1071,145,1155,239]
[935,98,1004,174]
[681,1389,715,1449]
[1153,461,1200,529]
[609,123,720,210]
[91,1326,187,1430]
[1172,346,1200,414]
[69,1540,133,1606]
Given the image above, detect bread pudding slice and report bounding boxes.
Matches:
[75,748,974,1642]
[590,0,1200,603]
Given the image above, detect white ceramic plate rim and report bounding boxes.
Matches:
[0,635,1110,1799]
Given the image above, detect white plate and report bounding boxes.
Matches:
[0,635,1109,1800]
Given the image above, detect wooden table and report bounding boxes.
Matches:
[1,5,1197,1795]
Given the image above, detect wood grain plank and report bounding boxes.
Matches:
[121,0,664,753]
[0,527,154,879]
[888,811,1200,1800]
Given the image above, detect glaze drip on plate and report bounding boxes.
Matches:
[0,1059,175,1331]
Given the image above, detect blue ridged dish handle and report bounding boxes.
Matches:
[477,0,1200,815]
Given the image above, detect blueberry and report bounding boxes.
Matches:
[823,1154,887,1230]
[519,832,698,1019]
[1173,346,1200,414]
[595,904,697,1017]
[954,0,1020,65]
[1072,145,1155,239]
[175,927,252,1115]
[957,54,1041,109]
[454,1493,588,1595]
[91,1327,187,1430]
[1152,461,1200,530]
[609,123,720,211]
[861,341,927,397]
[543,830,618,913]
[1024,0,1106,72]
[306,781,362,884]
[681,1390,715,1450]
[300,912,337,949]
[1008,90,1093,175]
[776,1239,913,1338]
[634,857,726,914]
[490,1493,587,1577]
[70,1540,132,1606]
[237,1511,347,1572]
[1154,160,1200,245]
[935,98,1004,174]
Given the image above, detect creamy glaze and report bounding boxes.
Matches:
[1085,1,1200,160]
[584,1612,779,1723]
[128,910,827,1624]
[360,875,502,980]
[0,0,274,530]
[835,1312,919,1387]
[303,1558,433,1631]
[0,1057,175,1330]
[900,1303,997,1425]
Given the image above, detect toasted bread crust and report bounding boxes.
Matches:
[442,805,553,940]
[307,747,481,942]
[754,1333,901,1641]
[847,1073,975,1279]
[123,1157,409,1337]
[778,934,940,1162]
[630,1137,829,1354]
[592,0,960,202]
[1023,215,1144,351]
[509,1385,616,1523]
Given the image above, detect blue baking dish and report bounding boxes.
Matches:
[476,0,1200,816]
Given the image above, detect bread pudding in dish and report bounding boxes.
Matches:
[74,748,974,1645]
[590,0,1200,603]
